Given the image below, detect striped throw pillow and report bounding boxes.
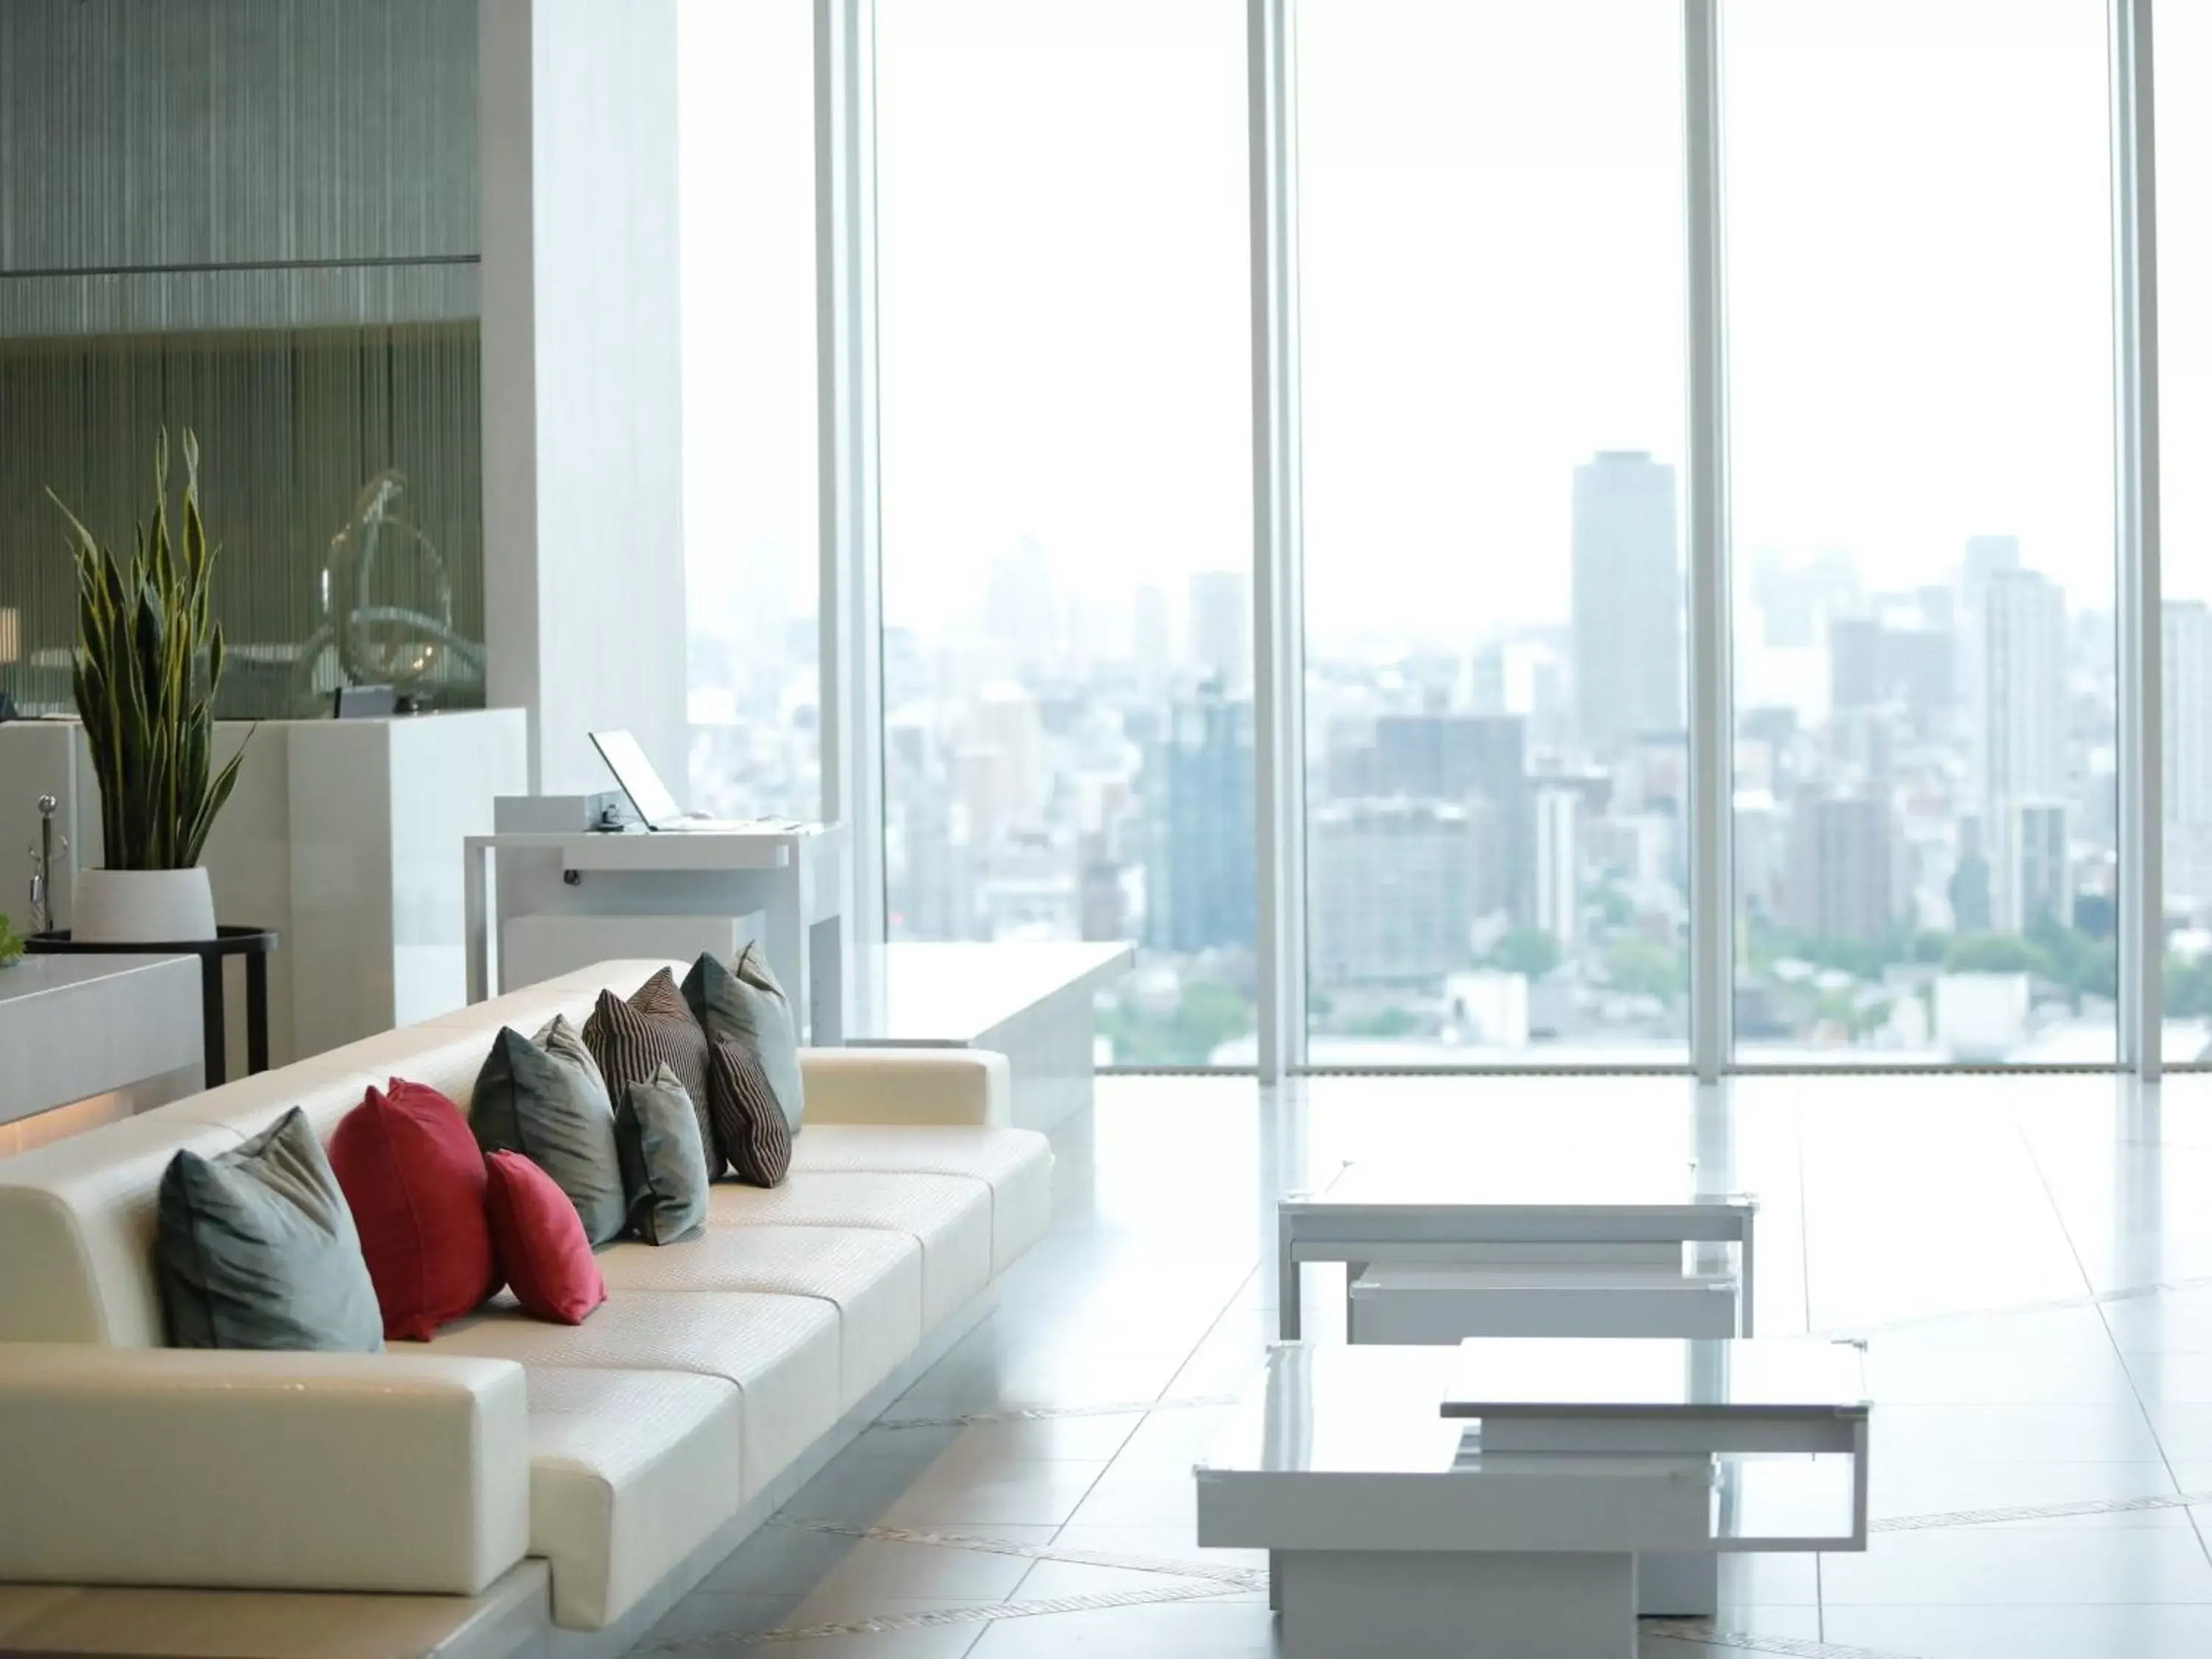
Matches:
[709,1036,792,1188]
[583,970,723,1179]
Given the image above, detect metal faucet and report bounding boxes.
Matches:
[27,794,63,936]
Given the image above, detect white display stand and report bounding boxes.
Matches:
[1197,1341,1870,1659]
[847,939,1133,1131]
[0,712,528,1067]
[463,823,851,1043]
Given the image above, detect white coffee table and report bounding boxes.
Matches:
[1279,1160,1759,1340]
[1196,1339,1869,1659]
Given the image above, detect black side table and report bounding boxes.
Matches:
[26,927,279,1089]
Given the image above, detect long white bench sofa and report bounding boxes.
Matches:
[0,960,1053,1657]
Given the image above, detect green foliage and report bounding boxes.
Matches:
[0,913,22,967]
[1487,926,1560,979]
[1345,1006,1419,1037]
[1605,936,1686,1002]
[51,430,247,871]
[1099,978,1254,1065]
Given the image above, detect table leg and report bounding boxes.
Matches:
[1739,1212,1756,1337]
[198,956,227,1090]
[1279,1214,1301,1341]
[246,952,270,1074]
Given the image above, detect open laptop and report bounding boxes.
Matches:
[590,729,770,832]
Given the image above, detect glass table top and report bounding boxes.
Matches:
[1441,1336,1869,1419]
[1293,1158,1754,1212]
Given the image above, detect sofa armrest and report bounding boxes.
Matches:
[0,1345,531,1596]
[799,1048,1011,1127]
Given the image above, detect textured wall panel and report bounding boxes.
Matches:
[0,0,478,274]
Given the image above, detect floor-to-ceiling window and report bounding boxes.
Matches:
[874,0,1253,1063]
[1724,0,2119,1064]
[678,0,821,822]
[1295,0,1688,1063]
[2157,0,2212,1064]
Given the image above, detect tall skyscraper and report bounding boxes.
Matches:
[1571,451,1680,753]
[1534,787,1580,950]
[1308,800,1479,987]
[1983,568,2067,933]
[2166,600,2212,829]
[1785,790,1896,942]
[1187,570,1253,693]
[1143,683,1256,954]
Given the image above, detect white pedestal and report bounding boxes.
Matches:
[1275,1549,1635,1659]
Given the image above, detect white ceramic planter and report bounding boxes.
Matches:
[73,867,218,944]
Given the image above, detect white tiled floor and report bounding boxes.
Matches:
[630,1072,2212,1658]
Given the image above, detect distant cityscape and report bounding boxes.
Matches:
[688,450,2212,1066]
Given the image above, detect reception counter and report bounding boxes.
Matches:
[0,709,526,1068]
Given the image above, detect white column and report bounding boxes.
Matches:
[817,0,886,1037]
[2112,0,2163,1078]
[480,0,689,797]
[1250,0,1310,1082]
[1684,0,1736,1082]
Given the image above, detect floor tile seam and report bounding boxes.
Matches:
[769,1517,1267,1589]
[641,1579,1249,1650]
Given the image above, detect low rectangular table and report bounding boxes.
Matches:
[1279,1161,1759,1340]
[1197,1340,1869,1659]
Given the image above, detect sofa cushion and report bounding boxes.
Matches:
[613,1065,711,1245]
[484,1152,606,1325]
[684,947,804,1134]
[430,1290,839,1497]
[597,1225,922,1409]
[328,1080,499,1341]
[524,1366,743,1631]
[584,971,719,1179]
[709,1037,792,1189]
[706,1173,992,1333]
[156,1107,384,1352]
[788,1126,1053,1274]
[472,1018,627,1247]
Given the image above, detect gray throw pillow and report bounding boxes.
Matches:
[157,1107,384,1352]
[683,946,804,1135]
[613,1063,711,1244]
[471,1015,627,1246]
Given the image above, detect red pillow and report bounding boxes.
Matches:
[484,1150,606,1325]
[328,1078,500,1342]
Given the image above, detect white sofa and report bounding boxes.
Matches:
[0,961,1053,1656]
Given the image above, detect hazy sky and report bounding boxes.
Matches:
[678,0,2211,655]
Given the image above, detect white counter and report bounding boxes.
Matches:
[0,710,527,1065]
[0,954,201,1150]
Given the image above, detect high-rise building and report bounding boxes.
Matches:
[1534,787,1580,950]
[1308,800,1479,987]
[1785,789,1896,942]
[2001,801,2070,934]
[1983,568,2067,932]
[984,538,1060,672]
[1571,451,1680,753]
[2166,600,2212,829]
[1187,570,1252,692]
[1958,534,2022,778]
[1143,683,1255,954]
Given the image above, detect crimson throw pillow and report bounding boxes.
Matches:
[484,1150,606,1325]
[327,1078,500,1342]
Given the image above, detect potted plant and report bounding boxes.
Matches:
[0,913,22,968]
[49,430,246,943]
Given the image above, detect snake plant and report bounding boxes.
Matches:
[49,430,246,871]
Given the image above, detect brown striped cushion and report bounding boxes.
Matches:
[582,970,723,1179]
[709,1037,791,1188]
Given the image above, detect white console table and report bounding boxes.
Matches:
[1279,1160,1759,1340]
[463,824,850,1043]
[1197,1340,1869,1659]
[0,956,201,1148]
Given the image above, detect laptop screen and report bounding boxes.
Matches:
[589,729,682,826]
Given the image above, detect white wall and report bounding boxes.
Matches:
[481,0,688,796]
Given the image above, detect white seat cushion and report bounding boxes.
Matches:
[431,1291,838,1498]
[788,1126,1053,1273]
[524,1366,742,1632]
[707,1173,994,1332]
[597,1227,921,1409]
